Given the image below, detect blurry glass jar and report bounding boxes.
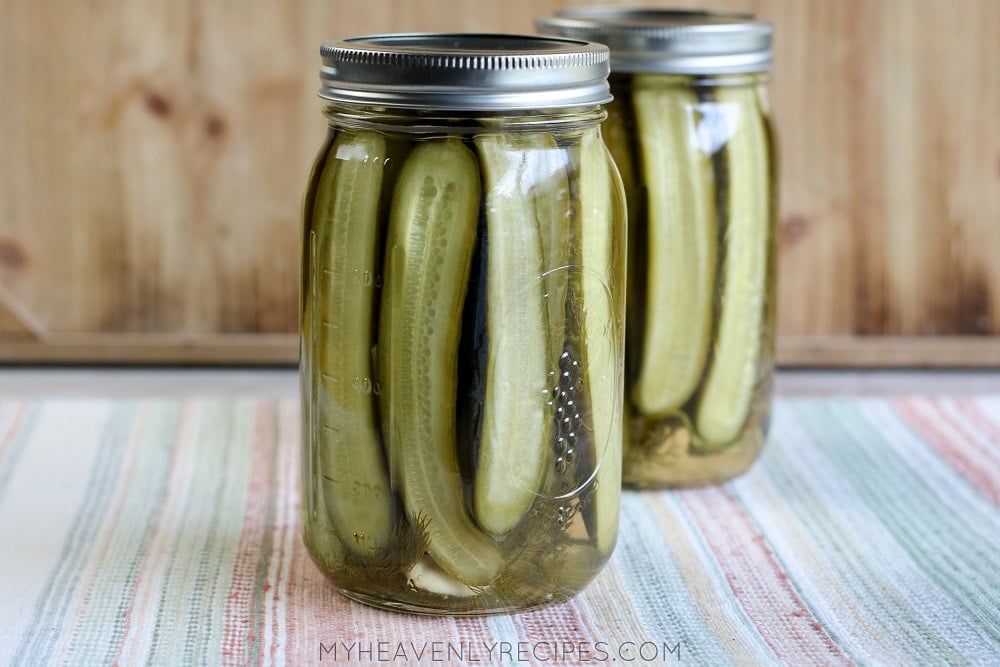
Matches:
[538,10,778,488]
[300,34,626,614]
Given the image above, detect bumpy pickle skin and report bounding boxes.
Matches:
[694,85,771,447]
[473,132,558,537]
[631,75,717,417]
[379,137,503,586]
[578,128,624,553]
[314,130,393,556]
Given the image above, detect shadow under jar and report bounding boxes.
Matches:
[300,34,626,614]
[537,10,779,488]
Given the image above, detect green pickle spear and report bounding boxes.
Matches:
[578,128,622,552]
[313,130,393,556]
[533,143,572,371]
[631,75,717,417]
[602,95,640,226]
[473,132,560,537]
[694,85,771,447]
[301,130,334,527]
[379,137,503,586]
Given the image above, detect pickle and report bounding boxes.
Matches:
[578,129,622,552]
[602,95,640,227]
[301,130,335,523]
[473,132,558,537]
[605,88,648,397]
[532,139,572,367]
[694,86,770,447]
[631,76,717,416]
[314,130,393,556]
[380,137,503,585]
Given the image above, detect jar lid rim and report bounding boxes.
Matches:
[536,9,773,74]
[319,33,612,110]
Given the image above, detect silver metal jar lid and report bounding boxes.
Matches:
[536,9,773,74]
[319,33,612,111]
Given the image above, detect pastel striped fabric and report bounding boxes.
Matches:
[0,396,997,665]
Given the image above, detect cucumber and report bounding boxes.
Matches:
[473,132,558,537]
[301,130,335,522]
[531,138,572,368]
[380,137,503,585]
[314,130,393,556]
[604,89,648,393]
[694,85,771,447]
[578,128,623,552]
[602,95,640,226]
[631,75,717,417]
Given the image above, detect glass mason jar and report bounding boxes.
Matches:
[537,10,778,488]
[300,34,626,614]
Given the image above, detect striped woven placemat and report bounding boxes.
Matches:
[0,396,996,665]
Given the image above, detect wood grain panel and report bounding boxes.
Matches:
[0,0,997,365]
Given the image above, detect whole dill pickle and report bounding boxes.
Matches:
[379,137,503,586]
[694,85,771,448]
[473,132,562,537]
[301,129,335,528]
[631,75,717,417]
[313,130,393,556]
[577,128,623,552]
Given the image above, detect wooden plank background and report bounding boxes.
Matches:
[1,0,998,366]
